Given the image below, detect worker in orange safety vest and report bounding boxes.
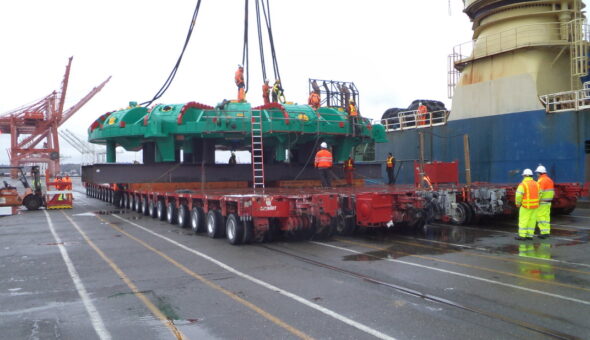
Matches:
[343,156,354,186]
[235,65,246,102]
[64,175,73,201]
[417,102,428,126]
[308,91,321,110]
[314,142,333,187]
[515,169,540,240]
[262,79,270,105]
[55,175,65,201]
[535,165,554,238]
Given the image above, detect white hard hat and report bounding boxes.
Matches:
[535,165,547,173]
[238,64,243,68]
[522,169,533,176]
[320,142,328,148]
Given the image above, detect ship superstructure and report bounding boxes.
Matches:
[380,0,590,187]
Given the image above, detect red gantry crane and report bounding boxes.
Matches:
[0,57,110,175]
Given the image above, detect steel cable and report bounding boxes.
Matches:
[141,0,203,107]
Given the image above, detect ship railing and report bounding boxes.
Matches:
[381,110,449,132]
[452,22,574,66]
[540,84,590,113]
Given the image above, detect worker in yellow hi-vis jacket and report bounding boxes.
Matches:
[515,169,540,241]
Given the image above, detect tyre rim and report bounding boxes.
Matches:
[228,219,236,240]
[453,205,466,224]
[208,215,214,233]
[179,208,184,225]
[191,212,198,230]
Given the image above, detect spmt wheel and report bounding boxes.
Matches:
[206,210,224,238]
[242,220,254,244]
[335,214,354,236]
[126,193,133,210]
[190,207,205,233]
[226,214,244,245]
[451,202,472,225]
[149,199,158,218]
[167,202,178,224]
[177,204,189,228]
[142,196,150,216]
[157,200,166,220]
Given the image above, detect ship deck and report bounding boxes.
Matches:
[1,180,589,339]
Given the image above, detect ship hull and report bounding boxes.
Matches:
[376,109,590,185]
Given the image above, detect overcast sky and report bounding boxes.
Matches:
[0,1,583,163]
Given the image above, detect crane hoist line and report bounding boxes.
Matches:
[142,0,282,107]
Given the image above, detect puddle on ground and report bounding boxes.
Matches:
[94,210,125,215]
[358,223,497,247]
[342,239,457,262]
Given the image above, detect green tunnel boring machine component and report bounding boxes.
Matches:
[88,101,387,164]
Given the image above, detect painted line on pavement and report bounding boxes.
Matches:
[43,210,112,340]
[454,224,581,243]
[389,237,590,275]
[94,215,312,340]
[312,241,590,306]
[112,214,396,340]
[397,235,590,269]
[335,238,590,292]
[61,212,185,340]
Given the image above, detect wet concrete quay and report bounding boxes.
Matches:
[1,186,589,339]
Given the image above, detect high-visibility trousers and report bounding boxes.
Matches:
[518,207,538,237]
[536,204,551,235]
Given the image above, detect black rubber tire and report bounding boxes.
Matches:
[149,199,158,218]
[451,203,469,225]
[113,192,122,208]
[243,220,254,244]
[335,214,354,236]
[177,204,189,228]
[206,210,224,238]
[167,202,178,224]
[407,99,447,112]
[451,202,471,225]
[314,217,336,240]
[461,202,474,225]
[142,197,151,215]
[134,196,142,212]
[226,214,244,245]
[126,193,132,210]
[190,207,206,234]
[23,194,43,211]
[157,200,167,221]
